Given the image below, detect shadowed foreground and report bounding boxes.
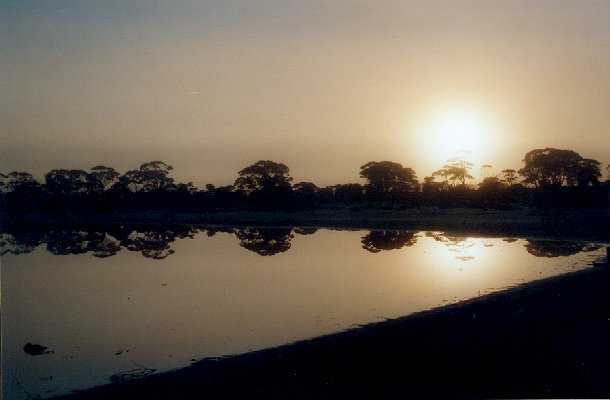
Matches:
[55,264,610,399]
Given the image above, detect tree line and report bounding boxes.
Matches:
[1,148,608,214]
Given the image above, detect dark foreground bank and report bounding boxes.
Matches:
[54,262,610,400]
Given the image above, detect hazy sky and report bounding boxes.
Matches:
[2,1,609,187]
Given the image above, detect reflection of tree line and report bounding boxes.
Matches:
[426,232,478,261]
[523,240,601,258]
[0,226,198,260]
[0,227,601,259]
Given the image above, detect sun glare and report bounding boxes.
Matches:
[417,105,497,173]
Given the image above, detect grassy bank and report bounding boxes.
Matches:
[54,263,610,399]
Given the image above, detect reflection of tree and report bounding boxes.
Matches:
[121,227,197,259]
[46,231,92,255]
[524,240,589,257]
[0,226,197,259]
[0,232,43,255]
[204,227,237,237]
[89,232,122,258]
[235,227,293,256]
[293,227,318,236]
[361,231,418,253]
[425,232,476,261]
[44,230,126,257]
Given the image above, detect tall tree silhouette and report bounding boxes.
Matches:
[360,161,418,193]
[88,166,120,193]
[481,164,493,180]
[499,169,519,186]
[234,160,293,209]
[432,158,474,186]
[234,160,293,194]
[45,169,90,195]
[518,148,590,187]
[116,161,174,193]
[0,171,40,193]
[575,159,602,187]
[478,177,502,192]
[333,183,364,202]
[293,182,318,209]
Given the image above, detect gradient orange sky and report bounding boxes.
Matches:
[1,1,609,187]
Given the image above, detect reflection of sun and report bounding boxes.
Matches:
[425,235,492,272]
[418,106,497,170]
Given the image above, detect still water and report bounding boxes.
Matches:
[1,226,606,398]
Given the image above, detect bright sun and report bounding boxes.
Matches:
[418,105,496,173]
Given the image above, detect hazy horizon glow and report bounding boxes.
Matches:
[1,1,609,187]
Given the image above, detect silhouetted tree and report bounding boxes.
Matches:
[293,182,318,195]
[235,227,293,256]
[432,158,474,186]
[0,171,41,193]
[88,166,120,193]
[422,176,447,193]
[234,160,293,194]
[360,161,418,193]
[361,231,418,253]
[0,172,43,213]
[499,169,519,186]
[234,160,293,209]
[293,182,318,209]
[481,164,493,180]
[478,177,502,192]
[45,169,90,195]
[172,182,197,193]
[518,148,586,187]
[575,159,602,187]
[333,183,364,203]
[116,161,174,193]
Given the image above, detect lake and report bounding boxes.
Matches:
[1,226,607,399]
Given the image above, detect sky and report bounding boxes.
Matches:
[1,0,609,187]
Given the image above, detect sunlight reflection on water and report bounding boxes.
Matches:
[1,227,607,398]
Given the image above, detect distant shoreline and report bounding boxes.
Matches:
[53,263,610,399]
[3,207,608,241]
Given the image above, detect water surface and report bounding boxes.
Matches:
[1,227,606,398]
